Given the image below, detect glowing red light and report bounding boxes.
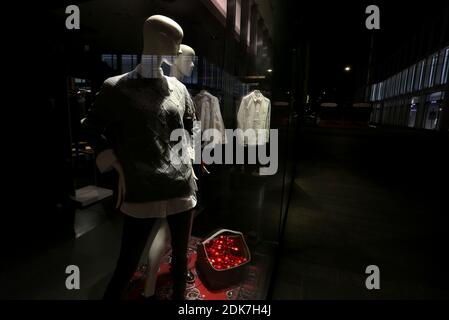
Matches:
[204,234,249,270]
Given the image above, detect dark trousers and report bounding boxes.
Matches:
[103,209,193,300]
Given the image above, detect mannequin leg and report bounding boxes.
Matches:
[166,209,194,300]
[103,214,157,300]
[143,218,170,298]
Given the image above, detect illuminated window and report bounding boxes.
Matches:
[441,47,449,84]
[407,65,415,92]
[393,74,399,96]
[377,82,383,100]
[414,60,425,91]
[428,54,438,87]
[371,83,376,101]
[235,0,241,35]
[121,54,138,73]
[101,54,118,70]
[401,69,408,94]
[210,0,227,17]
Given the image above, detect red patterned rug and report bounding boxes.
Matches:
[125,237,263,300]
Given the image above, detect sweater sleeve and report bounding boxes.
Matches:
[81,78,122,171]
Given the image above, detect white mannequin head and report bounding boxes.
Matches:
[140,15,184,78]
[170,44,196,80]
[142,15,183,56]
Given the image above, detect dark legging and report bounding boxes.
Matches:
[103,209,193,300]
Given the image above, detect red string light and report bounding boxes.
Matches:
[204,235,248,270]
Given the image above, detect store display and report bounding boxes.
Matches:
[126,237,263,300]
[237,90,271,145]
[6,0,447,304]
[12,0,291,302]
[82,15,198,300]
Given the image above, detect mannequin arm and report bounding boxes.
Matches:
[95,149,118,173]
[81,79,126,208]
[81,80,122,155]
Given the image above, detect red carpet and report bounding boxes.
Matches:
[125,237,263,300]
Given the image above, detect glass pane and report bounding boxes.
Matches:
[441,47,449,84]
[121,54,133,73]
[428,54,438,88]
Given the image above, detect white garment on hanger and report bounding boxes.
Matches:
[194,90,227,144]
[237,90,271,145]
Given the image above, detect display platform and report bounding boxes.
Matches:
[125,237,272,300]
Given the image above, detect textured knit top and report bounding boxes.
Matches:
[83,65,198,204]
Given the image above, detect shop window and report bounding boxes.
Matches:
[423,92,442,130]
[390,76,395,97]
[435,48,445,85]
[210,0,227,17]
[408,98,418,128]
[101,54,118,70]
[414,60,425,91]
[385,78,391,98]
[399,71,405,95]
[377,82,384,101]
[390,75,395,97]
[401,69,408,94]
[386,77,392,98]
[441,47,449,85]
[235,0,241,35]
[370,84,375,101]
[407,65,415,93]
[427,54,438,88]
[394,74,400,96]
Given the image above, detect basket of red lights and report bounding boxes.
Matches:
[196,229,251,291]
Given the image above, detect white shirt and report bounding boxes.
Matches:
[194,90,227,145]
[237,90,271,145]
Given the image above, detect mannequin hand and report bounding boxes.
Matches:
[111,160,126,209]
[192,168,199,181]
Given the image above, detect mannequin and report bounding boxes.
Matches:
[142,218,170,298]
[170,44,196,80]
[83,15,197,300]
[108,15,185,205]
[142,44,200,300]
